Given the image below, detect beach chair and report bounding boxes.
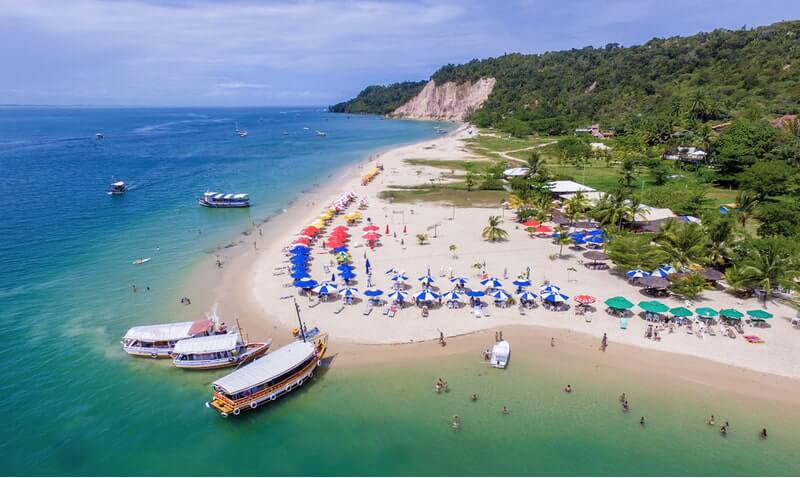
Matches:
[620,317,628,330]
[333,304,345,315]
[388,305,397,318]
[308,298,321,308]
[382,305,390,315]
[363,304,373,316]
[474,306,482,318]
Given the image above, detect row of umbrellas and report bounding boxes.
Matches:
[604,296,774,321]
[627,264,678,280]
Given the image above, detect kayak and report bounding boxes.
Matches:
[132,258,151,265]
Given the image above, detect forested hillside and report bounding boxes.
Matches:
[329,81,426,115]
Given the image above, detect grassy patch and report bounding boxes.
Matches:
[403,158,483,171]
[380,183,507,208]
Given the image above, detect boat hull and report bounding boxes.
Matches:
[208,335,327,417]
[197,199,250,208]
[172,342,270,370]
[122,345,174,359]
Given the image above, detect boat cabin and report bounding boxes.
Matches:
[122,319,214,358]
[108,181,126,195]
[171,332,270,370]
[198,192,251,208]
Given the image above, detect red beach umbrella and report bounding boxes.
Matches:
[294,237,311,245]
[301,226,319,236]
[363,225,379,231]
[362,233,380,241]
[326,239,344,248]
[534,225,553,233]
[574,295,596,305]
[333,226,348,232]
[330,231,349,239]
[522,219,541,228]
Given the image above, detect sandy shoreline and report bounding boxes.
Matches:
[177,122,800,387]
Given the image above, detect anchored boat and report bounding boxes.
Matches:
[121,319,214,358]
[197,192,251,208]
[490,340,510,369]
[171,331,271,370]
[108,181,126,195]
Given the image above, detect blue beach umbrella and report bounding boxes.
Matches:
[518,291,538,302]
[364,288,384,297]
[291,270,310,280]
[391,273,409,282]
[290,255,309,264]
[627,269,650,279]
[418,275,435,285]
[585,234,604,244]
[340,287,359,298]
[294,279,318,289]
[289,245,309,254]
[337,263,355,272]
[340,271,356,281]
[481,277,503,288]
[388,290,409,302]
[385,267,396,274]
[466,290,486,297]
[540,284,561,293]
[442,290,462,302]
[542,291,569,303]
[333,247,349,253]
[414,290,440,302]
[365,258,371,274]
[313,283,338,295]
[491,289,512,301]
[450,276,469,286]
[651,265,676,278]
[512,279,531,288]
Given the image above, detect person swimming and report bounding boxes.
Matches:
[720,424,728,435]
[501,406,509,415]
[619,393,626,403]
[451,415,461,431]
[550,337,555,347]
[622,401,629,412]
[760,428,768,439]
[640,416,646,426]
[564,384,573,393]
[470,394,478,402]
[707,415,716,426]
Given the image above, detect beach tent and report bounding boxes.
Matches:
[605,296,634,310]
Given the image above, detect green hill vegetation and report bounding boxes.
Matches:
[329,81,426,115]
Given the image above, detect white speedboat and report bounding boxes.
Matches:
[108,181,126,195]
[95,132,104,139]
[316,130,327,136]
[490,340,510,369]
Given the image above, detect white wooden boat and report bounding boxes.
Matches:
[108,181,126,195]
[171,331,271,370]
[198,192,251,208]
[207,333,328,417]
[490,340,510,369]
[121,319,214,358]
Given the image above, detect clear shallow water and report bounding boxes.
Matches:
[1,107,798,476]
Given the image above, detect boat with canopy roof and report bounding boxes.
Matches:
[197,192,251,208]
[121,319,214,358]
[171,331,271,370]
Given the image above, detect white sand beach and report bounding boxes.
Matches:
[190,124,800,381]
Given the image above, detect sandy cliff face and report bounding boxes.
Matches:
[390,77,496,121]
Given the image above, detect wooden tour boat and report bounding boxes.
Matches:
[121,319,214,358]
[171,331,271,370]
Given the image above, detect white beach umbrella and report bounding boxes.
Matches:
[491,289,512,301]
[414,290,440,302]
[442,290,462,302]
[388,290,408,302]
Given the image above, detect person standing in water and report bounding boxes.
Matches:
[760,428,768,439]
[640,416,646,426]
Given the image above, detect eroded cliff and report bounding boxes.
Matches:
[390,77,495,121]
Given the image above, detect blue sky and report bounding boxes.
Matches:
[2,0,799,106]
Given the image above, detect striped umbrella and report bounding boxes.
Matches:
[414,290,440,302]
[518,291,538,302]
[542,291,569,303]
[491,289,512,301]
[512,279,531,287]
[450,277,469,286]
[391,273,409,282]
[626,269,650,279]
[388,290,409,302]
[481,277,503,288]
[442,290,462,302]
[418,275,435,285]
[313,283,338,295]
[540,284,561,294]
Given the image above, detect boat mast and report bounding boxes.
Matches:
[293,298,306,342]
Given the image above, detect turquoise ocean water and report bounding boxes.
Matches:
[1,107,798,476]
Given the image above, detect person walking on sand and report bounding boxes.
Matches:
[601,333,608,352]
[551,337,555,347]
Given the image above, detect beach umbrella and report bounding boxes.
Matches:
[466,290,486,297]
[512,279,531,287]
[418,275,435,285]
[574,294,596,305]
[301,227,318,236]
[337,263,355,272]
[442,290,462,302]
[363,225,379,231]
[414,290,440,302]
[364,288,384,297]
[293,279,318,289]
[540,284,561,294]
[294,237,311,245]
[333,226,348,231]
[522,219,540,228]
[291,271,311,280]
[533,225,553,234]
[585,234,605,245]
[695,307,718,319]
[450,277,469,286]
[340,270,356,281]
[583,250,609,261]
[332,246,349,253]
[518,291,538,302]
[390,273,409,282]
[481,277,503,288]
[365,258,371,274]
[638,300,670,314]
[385,267,396,274]
[720,308,744,320]
[491,289,512,301]
[626,269,650,279]
[289,245,309,254]
[363,233,380,241]
[313,283,338,295]
[747,309,773,321]
[605,296,634,310]
[639,276,670,289]
[542,291,569,303]
[388,290,409,302]
[290,255,309,264]
[669,307,693,318]
[340,287,359,298]
[651,265,677,278]
[403,225,407,234]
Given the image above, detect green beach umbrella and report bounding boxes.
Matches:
[669,307,693,318]
[638,300,669,314]
[747,309,773,321]
[605,296,634,310]
[695,307,718,319]
[719,308,744,320]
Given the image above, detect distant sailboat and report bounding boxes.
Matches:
[316,130,327,137]
[95,133,104,139]
[234,121,248,137]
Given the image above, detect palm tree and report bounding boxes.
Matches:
[526,150,549,179]
[723,264,756,297]
[482,216,508,242]
[618,157,637,189]
[741,239,800,302]
[555,227,572,257]
[689,92,710,121]
[735,190,759,228]
[416,233,428,245]
[592,192,628,231]
[564,191,590,227]
[656,222,709,269]
[705,216,735,266]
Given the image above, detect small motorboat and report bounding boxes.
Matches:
[490,340,510,369]
[108,181,126,195]
[132,257,151,265]
[316,130,327,136]
[95,132,104,139]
